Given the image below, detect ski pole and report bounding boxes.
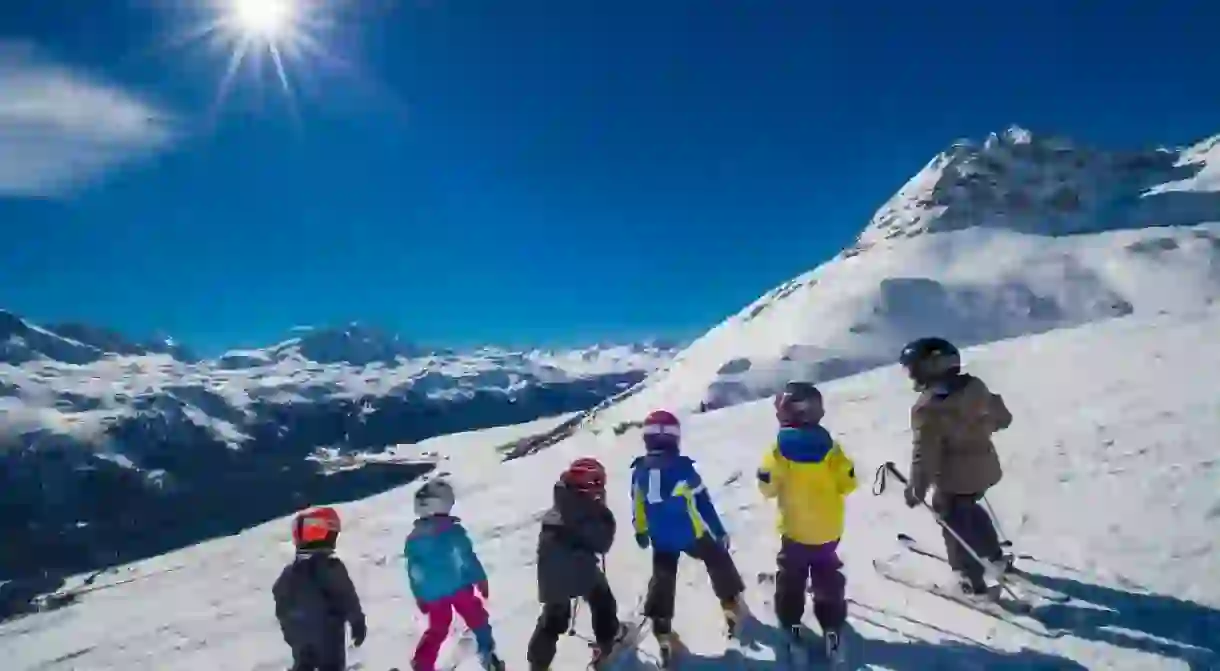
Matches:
[879,462,1015,596]
[981,494,1012,549]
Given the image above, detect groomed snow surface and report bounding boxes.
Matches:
[5,306,1218,670]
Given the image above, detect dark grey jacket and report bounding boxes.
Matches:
[536,482,616,604]
[272,551,366,665]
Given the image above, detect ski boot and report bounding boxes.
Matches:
[720,596,750,638]
[589,622,634,669]
[651,619,686,669]
[477,652,507,671]
[823,627,846,666]
[782,625,810,666]
[956,572,1000,600]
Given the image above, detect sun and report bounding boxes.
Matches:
[228,0,296,41]
[155,0,380,124]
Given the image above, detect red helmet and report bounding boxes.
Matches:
[292,506,341,548]
[642,409,680,451]
[562,457,607,495]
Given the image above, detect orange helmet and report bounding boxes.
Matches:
[292,506,342,548]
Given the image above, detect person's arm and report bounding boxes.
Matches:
[566,497,616,554]
[909,404,944,500]
[828,441,858,496]
[453,524,488,588]
[756,446,782,499]
[682,459,727,540]
[321,558,367,644]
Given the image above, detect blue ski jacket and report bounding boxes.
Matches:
[404,514,488,605]
[630,451,727,553]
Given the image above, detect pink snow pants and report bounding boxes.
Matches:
[413,585,490,671]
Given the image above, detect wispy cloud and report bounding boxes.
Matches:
[0,41,177,198]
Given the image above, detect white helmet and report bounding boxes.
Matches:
[414,478,455,517]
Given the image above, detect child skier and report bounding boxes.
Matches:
[630,410,748,667]
[897,337,1014,595]
[758,382,857,661]
[272,505,368,671]
[404,479,505,671]
[527,457,628,671]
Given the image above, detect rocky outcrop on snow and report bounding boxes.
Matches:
[0,314,677,584]
[586,127,1220,428]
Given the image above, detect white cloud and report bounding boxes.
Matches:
[0,41,177,198]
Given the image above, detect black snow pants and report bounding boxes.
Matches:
[526,573,620,669]
[933,491,1004,588]
[644,535,745,635]
[288,645,345,671]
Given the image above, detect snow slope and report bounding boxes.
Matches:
[589,128,1220,426]
[5,305,1217,670]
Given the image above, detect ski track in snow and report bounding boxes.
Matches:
[3,308,1220,670]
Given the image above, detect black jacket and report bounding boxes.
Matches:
[536,482,616,604]
[272,551,366,664]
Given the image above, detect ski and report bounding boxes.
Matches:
[589,617,650,670]
[895,533,1070,604]
[872,555,1065,639]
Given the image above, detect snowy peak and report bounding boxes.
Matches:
[586,125,1220,426]
[851,127,1220,254]
[0,310,194,365]
[261,323,438,367]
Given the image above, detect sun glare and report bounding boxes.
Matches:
[156,0,378,124]
[230,0,295,40]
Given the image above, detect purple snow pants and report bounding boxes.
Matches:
[774,537,847,631]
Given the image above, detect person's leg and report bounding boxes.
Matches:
[586,574,623,649]
[643,550,680,635]
[451,585,497,660]
[412,598,455,671]
[805,540,847,632]
[774,537,811,630]
[691,536,746,607]
[934,492,987,590]
[525,600,571,670]
[966,495,1004,562]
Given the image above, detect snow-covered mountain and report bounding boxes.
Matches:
[589,126,1220,428]
[0,313,677,587]
[6,305,1217,670]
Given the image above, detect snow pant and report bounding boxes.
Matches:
[413,585,495,671]
[526,573,620,669]
[644,534,745,635]
[288,622,347,671]
[932,491,1003,588]
[774,537,847,631]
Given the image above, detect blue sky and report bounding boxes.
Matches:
[1,1,1217,355]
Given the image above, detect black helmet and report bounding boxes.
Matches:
[774,380,824,426]
[898,337,961,390]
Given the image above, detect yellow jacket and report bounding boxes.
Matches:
[757,425,857,546]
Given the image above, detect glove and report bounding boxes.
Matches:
[476,580,489,598]
[903,485,923,509]
[634,533,650,549]
[350,618,367,647]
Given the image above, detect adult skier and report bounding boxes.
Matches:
[757,381,857,663]
[272,506,367,671]
[630,410,748,667]
[404,479,505,671]
[526,457,629,671]
[898,337,1014,595]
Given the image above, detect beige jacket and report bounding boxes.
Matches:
[909,374,1012,498]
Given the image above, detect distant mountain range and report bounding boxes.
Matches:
[0,312,678,597]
